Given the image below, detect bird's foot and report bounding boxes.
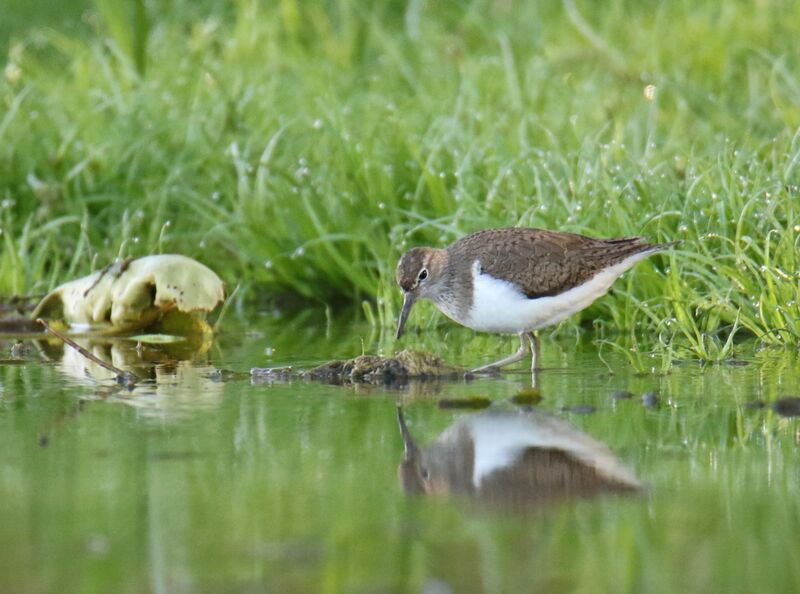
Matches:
[469,364,504,376]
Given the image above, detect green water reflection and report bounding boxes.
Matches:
[1,315,799,593]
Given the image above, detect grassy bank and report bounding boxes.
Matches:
[1,0,799,357]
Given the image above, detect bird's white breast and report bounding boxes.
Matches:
[464,411,641,488]
[462,252,652,333]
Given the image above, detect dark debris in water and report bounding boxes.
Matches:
[611,390,634,400]
[306,350,466,384]
[438,397,492,410]
[247,350,467,386]
[10,340,34,358]
[207,368,254,382]
[115,371,138,390]
[249,367,295,384]
[772,397,800,418]
[510,388,542,406]
[641,391,661,409]
[0,316,43,334]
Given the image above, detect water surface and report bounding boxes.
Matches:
[1,314,799,593]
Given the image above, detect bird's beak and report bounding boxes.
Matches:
[395,291,417,339]
[397,406,426,495]
[396,406,420,462]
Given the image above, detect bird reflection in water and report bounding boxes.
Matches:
[397,406,641,509]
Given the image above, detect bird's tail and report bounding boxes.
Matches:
[601,237,678,265]
[644,240,679,253]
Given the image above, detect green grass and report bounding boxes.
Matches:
[1,0,799,358]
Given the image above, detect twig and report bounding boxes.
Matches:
[212,282,240,334]
[82,258,134,297]
[36,318,138,389]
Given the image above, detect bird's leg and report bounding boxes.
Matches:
[527,331,541,371]
[471,332,530,374]
[527,331,541,391]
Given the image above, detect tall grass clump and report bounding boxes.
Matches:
[0,0,799,357]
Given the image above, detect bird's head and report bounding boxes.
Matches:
[394,247,446,339]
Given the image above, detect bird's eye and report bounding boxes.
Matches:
[418,269,428,281]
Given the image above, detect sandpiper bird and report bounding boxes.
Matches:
[395,227,673,372]
[397,407,641,507]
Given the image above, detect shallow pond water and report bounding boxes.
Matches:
[1,313,799,593]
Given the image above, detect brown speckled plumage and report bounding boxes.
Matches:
[447,227,667,299]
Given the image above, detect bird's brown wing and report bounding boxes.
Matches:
[448,228,651,298]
